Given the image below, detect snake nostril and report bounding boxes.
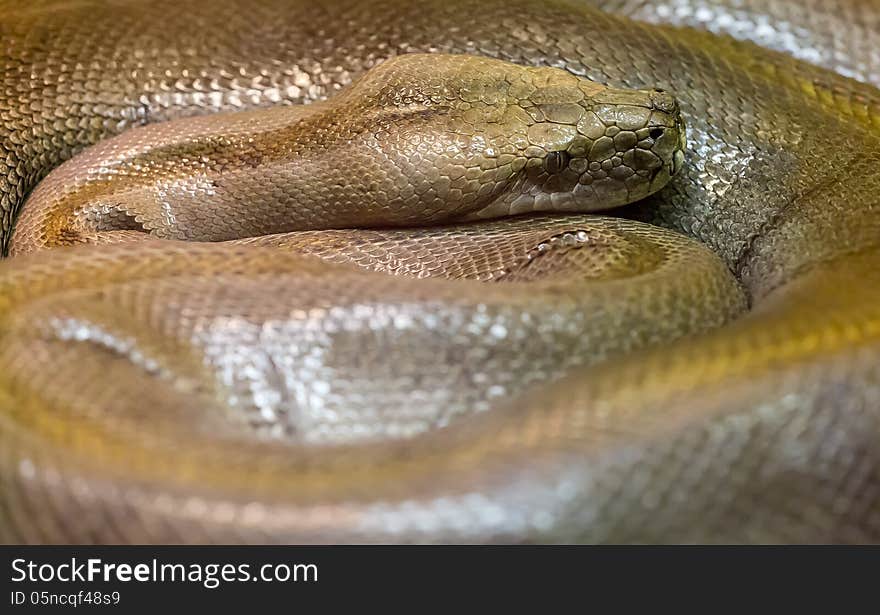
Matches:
[649,127,664,140]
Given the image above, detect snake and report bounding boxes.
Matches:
[0,0,879,543]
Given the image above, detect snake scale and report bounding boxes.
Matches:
[1,0,879,543]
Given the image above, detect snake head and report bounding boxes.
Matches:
[330,54,686,225]
[455,63,687,220]
[349,54,685,223]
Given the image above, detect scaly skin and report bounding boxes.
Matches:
[9,55,686,254]
[0,0,879,542]
[588,0,880,89]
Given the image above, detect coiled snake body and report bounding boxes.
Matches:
[1,0,879,542]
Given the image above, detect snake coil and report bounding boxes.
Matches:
[0,0,879,543]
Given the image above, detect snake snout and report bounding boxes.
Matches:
[462,71,688,221]
[642,106,687,182]
[559,86,687,210]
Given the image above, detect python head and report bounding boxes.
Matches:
[341,54,686,224]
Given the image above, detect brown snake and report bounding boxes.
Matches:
[0,0,879,543]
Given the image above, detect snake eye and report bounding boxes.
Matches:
[544,150,570,174]
[649,127,665,140]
